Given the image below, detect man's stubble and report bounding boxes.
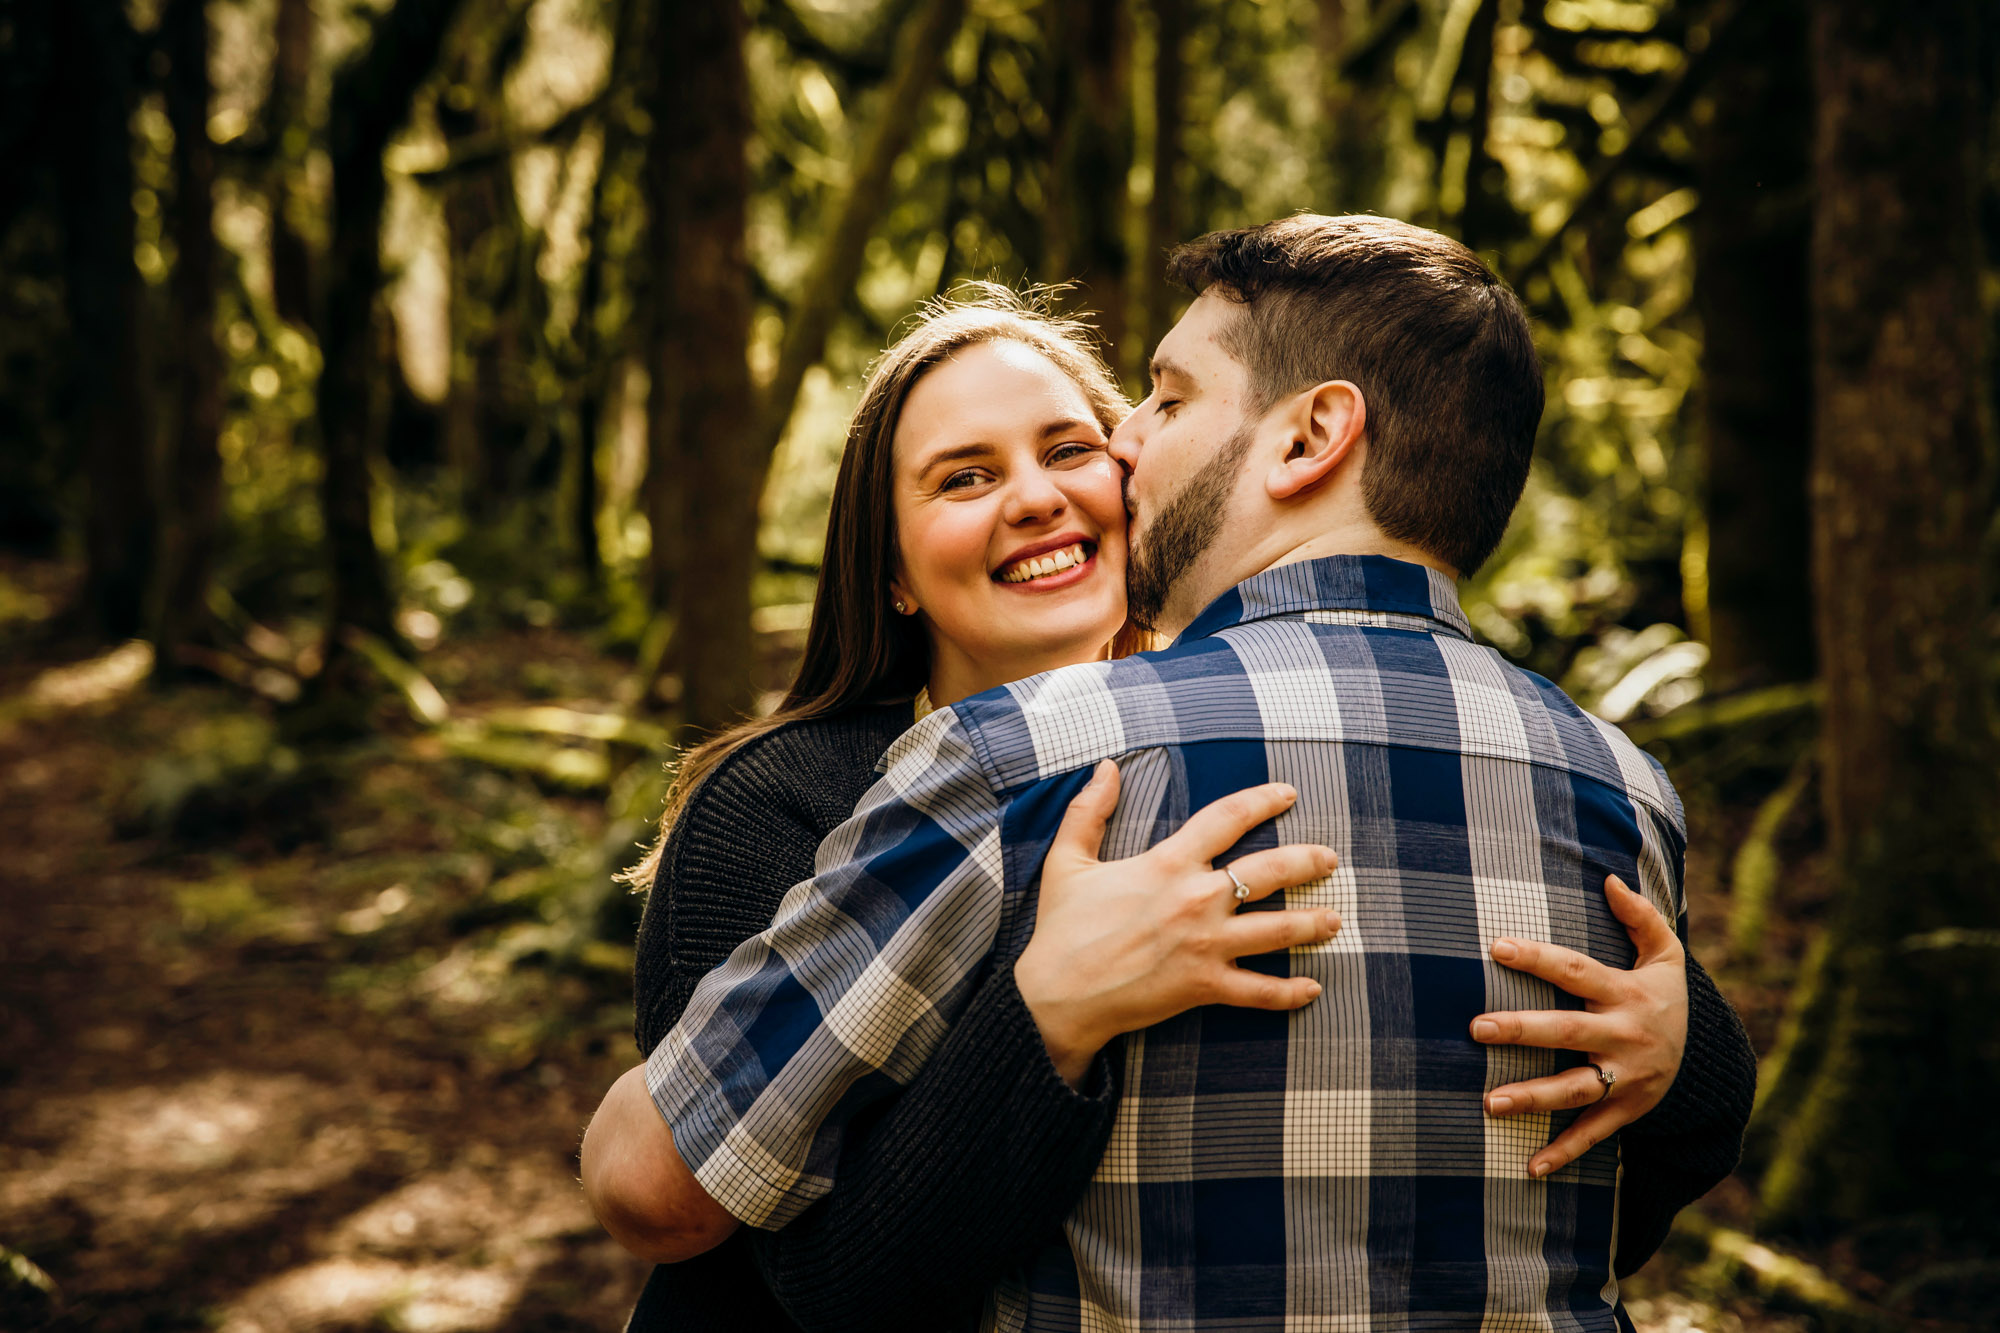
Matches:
[1124,418,1257,633]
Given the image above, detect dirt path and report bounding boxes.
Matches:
[0,664,651,1331]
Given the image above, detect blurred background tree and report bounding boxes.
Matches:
[2,0,1998,1327]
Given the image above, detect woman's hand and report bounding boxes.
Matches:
[1471,874,1688,1177]
[1015,759,1342,1086]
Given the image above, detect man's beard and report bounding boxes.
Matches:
[1125,420,1256,632]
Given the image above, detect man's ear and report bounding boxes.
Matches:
[1266,380,1366,501]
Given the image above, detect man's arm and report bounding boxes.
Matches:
[581,1064,738,1263]
[647,709,1011,1233]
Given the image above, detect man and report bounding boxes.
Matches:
[592,215,1754,1326]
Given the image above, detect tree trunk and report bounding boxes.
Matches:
[1135,0,1187,372]
[1693,0,1815,691]
[647,0,757,737]
[52,0,157,642]
[1317,0,1397,214]
[158,0,227,669]
[1758,0,2000,1241]
[269,0,317,329]
[1043,0,1132,364]
[316,0,469,670]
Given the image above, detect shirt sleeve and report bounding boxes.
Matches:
[644,707,1009,1230]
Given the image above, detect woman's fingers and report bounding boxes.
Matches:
[1210,968,1324,1012]
[1046,760,1121,872]
[1221,906,1341,958]
[1469,1008,1622,1051]
[1487,936,1619,1003]
[1603,875,1683,965]
[1222,843,1338,903]
[1164,783,1299,865]
[1483,1065,1608,1117]
[1528,1101,1635,1178]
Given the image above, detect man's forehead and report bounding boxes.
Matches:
[1151,290,1242,385]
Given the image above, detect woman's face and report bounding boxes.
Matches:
[889,339,1130,704]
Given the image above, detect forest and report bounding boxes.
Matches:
[1,0,1996,1328]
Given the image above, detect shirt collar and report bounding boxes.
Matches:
[1173,555,1473,645]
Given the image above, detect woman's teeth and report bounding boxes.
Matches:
[998,543,1088,584]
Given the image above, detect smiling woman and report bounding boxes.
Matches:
[887,337,1130,707]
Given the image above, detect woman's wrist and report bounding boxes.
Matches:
[1013,952,1104,1088]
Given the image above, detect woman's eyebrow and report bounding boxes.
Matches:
[916,442,994,476]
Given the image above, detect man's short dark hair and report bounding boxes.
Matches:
[1165,214,1543,575]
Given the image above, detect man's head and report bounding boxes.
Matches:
[1112,214,1543,634]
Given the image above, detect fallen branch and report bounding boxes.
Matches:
[1674,1211,1883,1327]
[1621,678,1821,746]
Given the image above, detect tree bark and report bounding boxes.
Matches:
[1758,0,2000,1240]
[158,0,227,669]
[1043,0,1132,364]
[269,0,317,329]
[1135,0,1187,372]
[316,0,469,666]
[1693,0,1815,691]
[52,0,157,642]
[647,0,757,737]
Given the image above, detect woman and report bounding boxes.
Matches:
[591,290,1748,1331]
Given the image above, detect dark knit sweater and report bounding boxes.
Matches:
[629,703,1756,1331]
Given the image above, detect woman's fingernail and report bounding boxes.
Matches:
[1531,1160,1552,1179]
[1304,980,1323,998]
[1491,939,1518,962]
[1319,847,1338,872]
[1489,1094,1515,1114]
[1322,911,1341,935]
[1472,1019,1498,1042]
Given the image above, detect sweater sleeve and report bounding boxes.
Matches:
[748,951,1119,1333]
[633,715,1120,1329]
[1611,949,1757,1276]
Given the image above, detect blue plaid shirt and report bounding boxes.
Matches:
[651,555,1685,1331]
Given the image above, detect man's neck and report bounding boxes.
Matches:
[1154,526,1457,640]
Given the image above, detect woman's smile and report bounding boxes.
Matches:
[994,536,1098,588]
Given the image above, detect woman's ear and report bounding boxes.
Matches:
[1266,381,1366,500]
[888,573,917,617]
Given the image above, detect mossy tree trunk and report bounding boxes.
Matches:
[647,0,757,738]
[1043,0,1132,366]
[52,0,157,643]
[1135,0,1187,373]
[1758,0,2000,1242]
[158,0,227,669]
[315,0,469,678]
[1693,0,1815,692]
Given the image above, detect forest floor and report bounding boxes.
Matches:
[0,564,1864,1332]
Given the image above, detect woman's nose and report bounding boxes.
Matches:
[1002,470,1068,524]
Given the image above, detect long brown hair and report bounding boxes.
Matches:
[621,285,1132,891]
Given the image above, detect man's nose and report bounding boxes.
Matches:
[1108,408,1144,474]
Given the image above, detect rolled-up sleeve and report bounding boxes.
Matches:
[644,708,1007,1229]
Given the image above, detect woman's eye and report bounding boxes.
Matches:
[940,470,984,491]
[1155,398,1182,417]
[1048,442,1101,464]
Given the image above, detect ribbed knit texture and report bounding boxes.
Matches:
[627,703,1754,1327]
[629,703,1118,1333]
